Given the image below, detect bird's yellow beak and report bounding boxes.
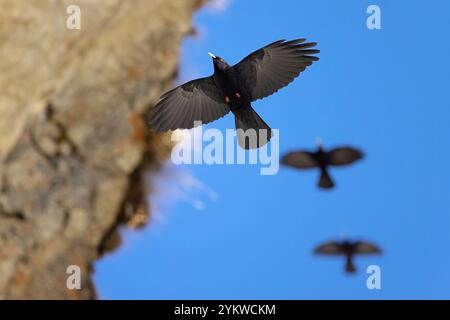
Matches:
[208,52,216,59]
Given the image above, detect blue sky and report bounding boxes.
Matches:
[94,0,450,299]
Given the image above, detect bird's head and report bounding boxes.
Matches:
[208,52,230,71]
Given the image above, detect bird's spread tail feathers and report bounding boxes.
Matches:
[234,106,272,149]
[319,168,335,189]
[345,255,356,273]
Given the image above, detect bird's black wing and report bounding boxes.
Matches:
[281,151,318,169]
[327,147,364,166]
[353,241,382,255]
[151,77,230,132]
[232,39,319,101]
[314,242,344,255]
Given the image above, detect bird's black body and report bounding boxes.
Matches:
[282,144,364,189]
[210,60,250,111]
[340,241,360,273]
[314,240,382,273]
[151,39,319,149]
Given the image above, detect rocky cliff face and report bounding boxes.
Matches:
[0,0,203,299]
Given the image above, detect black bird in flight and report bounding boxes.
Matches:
[150,39,319,149]
[314,239,382,273]
[281,141,364,189]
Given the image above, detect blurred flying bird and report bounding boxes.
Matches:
[314,239,382,273]
[281,141,364,189]
[150,39,319,149]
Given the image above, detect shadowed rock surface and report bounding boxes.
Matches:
[0,0,203,299]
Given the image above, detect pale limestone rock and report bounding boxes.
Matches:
[0,0,203,299]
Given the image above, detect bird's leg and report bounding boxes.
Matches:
[225,96,230,104]
[235,92,241,98]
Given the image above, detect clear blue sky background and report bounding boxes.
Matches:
[95,0,450,299]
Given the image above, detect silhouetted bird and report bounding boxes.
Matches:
[314,240,382,273]
[151,39,319,149]
[281,141,363,189]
